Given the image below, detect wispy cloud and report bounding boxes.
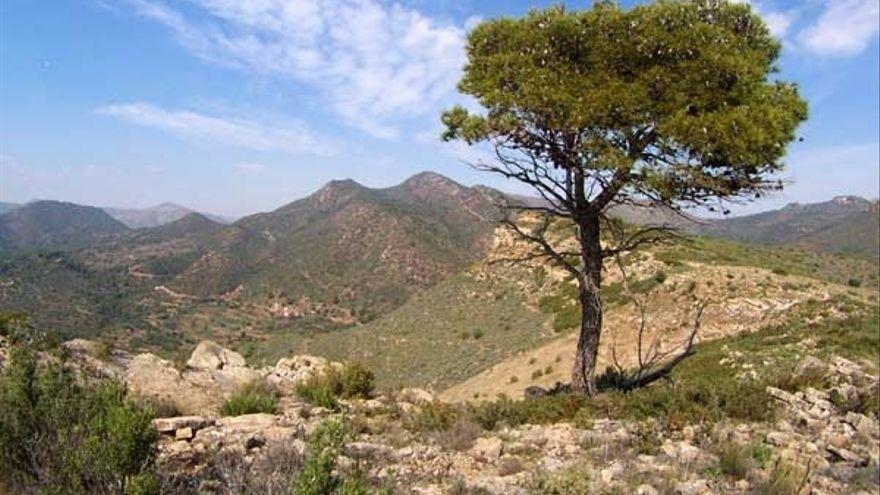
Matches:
[126,0,468,139]
[798,0,879,56]
[233,162,267,174]
[96,102,337,156]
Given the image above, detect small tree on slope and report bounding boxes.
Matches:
[441,1,807,395]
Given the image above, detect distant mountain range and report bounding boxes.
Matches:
[2,183,876,261]
[0,172,876,345]
[0,202,19,215]
[0,201,232,230]
[0,172,510,339]
[0,201,129,252]
[103,203,232,228]
[694,196,880,259]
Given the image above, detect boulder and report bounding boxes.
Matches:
[153,416,211,434]
[795,356,828,379]
[127,348,257,416]
[397,387,435,405]
[471,437,504,461]
[186,341,247,370]
[125,353,185,407]
[265,355,333,393]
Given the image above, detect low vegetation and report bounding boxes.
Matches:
[220,381,279,416]
[296,362,375,409]
[0,340,158,495]
[409,298,878,435]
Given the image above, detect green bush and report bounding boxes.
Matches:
[295,419,390,495]
[296,363,375,410]
[753,460,804,495]
[0,344,158,495]
[221,381,279,416]
[848,278,863,288]
[718,443,754,479]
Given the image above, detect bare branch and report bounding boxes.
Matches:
[500,216,582,280]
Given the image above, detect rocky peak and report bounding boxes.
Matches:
[399,171,468,202]
[310,179,365,209]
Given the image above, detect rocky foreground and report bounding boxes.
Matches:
[50,339,880,494]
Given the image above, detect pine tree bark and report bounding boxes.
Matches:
[571,213,603,395]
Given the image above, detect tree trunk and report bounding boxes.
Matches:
[571,213,603,395]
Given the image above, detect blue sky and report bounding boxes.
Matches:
[1,0,878,218]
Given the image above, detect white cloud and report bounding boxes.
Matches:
[762,10,795,38]
[233,162,267,174]
[798,0,880,56]
[97,102,337,156]
[127,0,468,139]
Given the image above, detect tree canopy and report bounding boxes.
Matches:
[443,0,807,214]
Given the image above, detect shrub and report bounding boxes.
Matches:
[527,461,591,495]
[295,419,390,495]
[338,362,375,399]
[434,419,481,451]
[632,421,662,455]
[752,460,805,495]
[0,344,158,495]
[221,381,279,416]
[718,443,754,479]
[848,278,863,288]
[296,419,350,495]
[296,363,376,410]
[497,457,524,476]
[772,267,788,276]
[406,401,462,432]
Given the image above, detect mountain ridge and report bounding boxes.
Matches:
[0,200,129,252]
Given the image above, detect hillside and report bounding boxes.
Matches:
[696,196,880,259]
[167,172,507,325]
[232,215,879,393]
[0,200,129,252]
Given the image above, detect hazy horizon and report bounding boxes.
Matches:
[4,170,878,222]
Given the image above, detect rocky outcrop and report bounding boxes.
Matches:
[186,341,247,370]
[263,354,338,393]
[56,339,339,416]
[150,354,877,494]
[17,338,878,494]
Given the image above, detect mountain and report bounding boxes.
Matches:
[0,202,19,215]
[696,196,880,259]
[0,200,129,252]
[104,203,232,229]
[126,212,224,243]
[169,172,508,324]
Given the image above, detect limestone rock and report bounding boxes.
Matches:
[397,387,435,405]
[471,437,503,461]
[186,341,247,370]
[175,427,193,440]
[265,354,333,392]
[153,416,210,434]
[794,356,828,379]
[636,485,659,495]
